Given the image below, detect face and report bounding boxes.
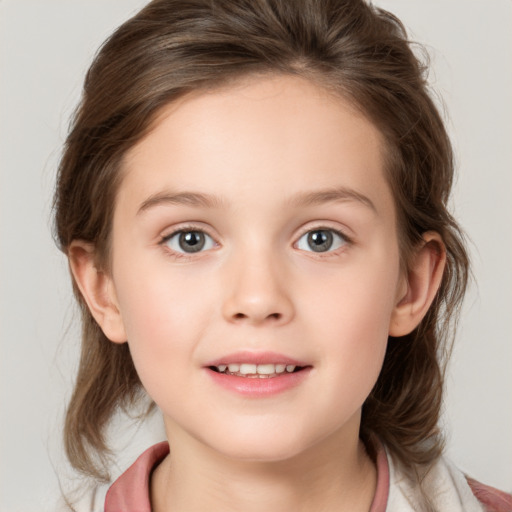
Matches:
[108,75,405,462]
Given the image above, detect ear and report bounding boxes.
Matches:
[389,232,446,337]
[68,241,127,344]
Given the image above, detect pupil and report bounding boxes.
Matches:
[308,230,333,252]
[179,231,205,252]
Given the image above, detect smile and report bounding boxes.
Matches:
[205,351,311,396]
[209,363,303,378]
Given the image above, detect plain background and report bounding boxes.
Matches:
[0,1,511,510]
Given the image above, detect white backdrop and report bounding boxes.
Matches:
[1,1,511,510]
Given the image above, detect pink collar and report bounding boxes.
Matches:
[105,441,170,512]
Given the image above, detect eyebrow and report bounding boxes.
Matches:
[137,191,225,214]
[137,186,377,215]
[288,187,377,213]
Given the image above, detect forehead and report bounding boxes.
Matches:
[119,74,393,218]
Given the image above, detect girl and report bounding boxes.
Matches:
[53,0,512,510]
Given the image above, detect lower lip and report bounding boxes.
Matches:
[205,368,311,397]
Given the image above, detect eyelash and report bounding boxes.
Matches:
[294,226,352,256]
[158,224,352,259]
[159,225,217,260]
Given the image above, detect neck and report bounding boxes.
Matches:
[151,429,377,512]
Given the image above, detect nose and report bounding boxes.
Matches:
[221,251,295,326]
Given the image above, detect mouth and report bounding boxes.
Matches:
[204,352,312,396]
[208,363,307,378]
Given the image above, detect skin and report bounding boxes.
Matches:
[70,75,446,511]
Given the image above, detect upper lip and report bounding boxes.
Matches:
[205,351,309,367]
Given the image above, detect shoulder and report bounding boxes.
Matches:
[466,476,512,512]
[383,444,512,512]
[104,441,169,512]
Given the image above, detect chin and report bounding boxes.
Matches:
[199,425,319,463]
[216,442,306,463]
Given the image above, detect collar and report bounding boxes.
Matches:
[103,438,491,512]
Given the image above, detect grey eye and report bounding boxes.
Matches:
[165,231,215,253]
[297,229,346,253]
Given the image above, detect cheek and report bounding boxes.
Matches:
[317,290,390,387]
[115,257,213,331]
[304,247,400,332]
[112,267,214,387]
[301,249,401,385]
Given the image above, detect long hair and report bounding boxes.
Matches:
[54,0,469,481]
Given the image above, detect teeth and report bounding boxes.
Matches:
[256,364,275,375]
[239,364,257,375]
[215,363,300,376]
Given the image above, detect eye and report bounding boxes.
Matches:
[162,230,216,254]
[296,229,348,253]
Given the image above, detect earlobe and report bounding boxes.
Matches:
[68,241,127,344]
[389,232,447,337]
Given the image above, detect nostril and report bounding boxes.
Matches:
[232,311,281,321]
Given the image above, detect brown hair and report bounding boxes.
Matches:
[54,0,469,481]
